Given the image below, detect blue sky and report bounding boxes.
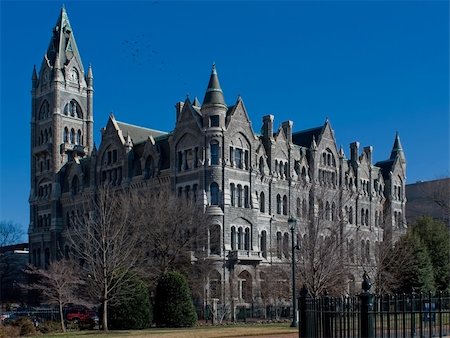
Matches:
[1,1,449,238]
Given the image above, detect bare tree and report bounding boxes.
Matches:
[295,189,352,296]
[260,264,290,319]
[24,259,84,332]
[67,186,143,331]
[132,187,211,283]
[0,220,24,247]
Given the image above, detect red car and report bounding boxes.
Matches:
[65,306,98,328]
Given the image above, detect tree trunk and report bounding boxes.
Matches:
[59,301,66,332]
[102,298,108,331]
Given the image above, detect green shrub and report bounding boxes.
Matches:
[154,271,197,327]
[107,273,152,329]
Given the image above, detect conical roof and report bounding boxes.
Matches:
[202,64,226,107]
[389,132,406,162]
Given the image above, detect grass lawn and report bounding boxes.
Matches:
[35,323,298,338]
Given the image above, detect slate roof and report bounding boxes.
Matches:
[375,159,395,179]
[116,121,168,145]
[292,126,323,147]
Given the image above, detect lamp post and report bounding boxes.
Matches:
[288,216,298,327]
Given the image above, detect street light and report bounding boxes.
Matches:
[288,216,298,327]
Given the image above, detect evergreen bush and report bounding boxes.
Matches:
[154,271,197,327]
[108,273,152,329]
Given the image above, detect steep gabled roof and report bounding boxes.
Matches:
[375,159,395,180]
[115,120,168,145]
[292,126,323,147]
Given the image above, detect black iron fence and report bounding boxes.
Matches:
[299,287,450,338]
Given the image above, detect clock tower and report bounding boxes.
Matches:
[29,7,93,266]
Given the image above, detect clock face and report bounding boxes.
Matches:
[69,68,78,82]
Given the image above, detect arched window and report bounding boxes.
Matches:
[284,163,288,178]
[64,100,82,118]
[210,182,219,205]
[76,130,82,145]
[259,191,265,213]
[349,239,355,263]
[244,228,250,250]
[63,127,69,143]
[237,185,243,207]
[231,226,236,250]
[331,202,336,221]
[244,186,249,208]
[301,167,307,180]
[261,231,267,258]
[210,224,221,255]
[366,240,370,263]
[238,227,243,250]
[296,198,301,218]
[238,271,252,302]
[276,194,281,214]
[349,207,353,224]
[39,100,50,120]
[230,183,236,206]
[365,209,369,226]
[282,195,288,215]
[70,128,75,144]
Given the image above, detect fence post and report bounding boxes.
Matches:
[322,290,332,338]
[360,272,375,338]
[300,285,315,338]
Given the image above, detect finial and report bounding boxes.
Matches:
[362,271,372,292]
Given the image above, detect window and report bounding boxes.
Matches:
[261,231,267,258]
[235,149,242,168]
[76,130,82,145]
[145,156,154,179]
[302,199,308,219]
[210,142,219,165]
[177,152,183,171]
[276,194,281,214]
[71,176,80,195]
[39,100,50,120]
[238,227,243,250]
[244,186,249,208]
[70,129,75,144]
[259,157,265,174]
[210,115,220,127]
[259,192,265,213]
[296,198,301,218]
[210,182,219,205]
[244,228,250,250]
[326,201,331,220]
[231,227,236,250]
[230,183,236,206]
[64,100,82,118]
[238,271,252,302]
[237,185,242,207]
[282,195,288,215]
[63,127,69,143]
[210,224,221,255]
[209,271,221,299]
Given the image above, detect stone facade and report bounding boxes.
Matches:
[29,8,407,311]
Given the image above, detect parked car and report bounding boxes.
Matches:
[64,306,98,329]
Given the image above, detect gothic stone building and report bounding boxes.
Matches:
[30,8,407,309]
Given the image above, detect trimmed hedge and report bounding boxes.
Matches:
[154,271,197,327]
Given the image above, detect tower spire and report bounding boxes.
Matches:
[202,63,226,108]
[390,132,406,163]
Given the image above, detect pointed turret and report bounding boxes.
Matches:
[45,6,84,73]
[202,64,226,108]
[87,64,94,85]
[390,132,406,164]
[32,65,38,88]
